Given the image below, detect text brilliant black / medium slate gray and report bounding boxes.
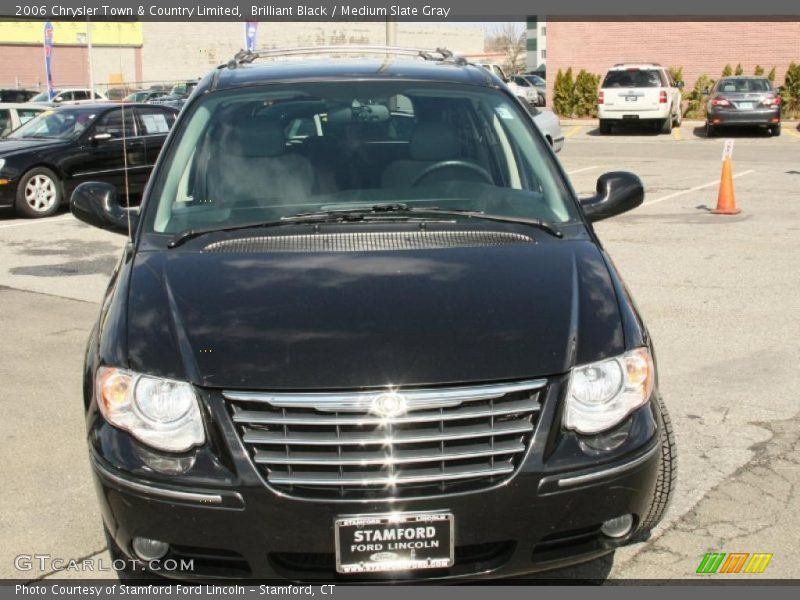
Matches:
[72,48,675,580]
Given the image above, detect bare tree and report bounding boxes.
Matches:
[486,23,526,75]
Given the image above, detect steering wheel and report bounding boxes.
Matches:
[411,160,494,187]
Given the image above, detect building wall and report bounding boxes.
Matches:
[526,18,547,71]
[140,22,485,82]
[546,20,800,106]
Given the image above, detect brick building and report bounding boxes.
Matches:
[0,21,484,91]
[544,20,800,105]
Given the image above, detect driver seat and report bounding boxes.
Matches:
[381,121,463,188]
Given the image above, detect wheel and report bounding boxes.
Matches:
[598,119,612,135]
[705,122,717,138]
[660,114,672,134]
[673,105,682,127]
[15,167,62,218]
[771,124,781,136]
[634,395,677,538]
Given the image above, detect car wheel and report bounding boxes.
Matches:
[771,124,781,137]
[660,115,672,134]
[598,119,612,135]
[673,106,682,127]
[14,167,62,218]
[633,395,677,539]
[706,122,717,138]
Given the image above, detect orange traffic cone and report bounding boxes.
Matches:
[711,156,741,215]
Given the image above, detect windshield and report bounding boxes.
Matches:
[29,91,53,103]
[602,69,664,88]
[145,80,577,235]
[715,78,772,93]
[7,107,98,139]
[524,75,546,86]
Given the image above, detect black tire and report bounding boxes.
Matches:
[598,119,612,135]
[635,395,677,537]
[660,115,672,134]
[771,124,781,137]
[14,166,63,218]
[706,122,717,138]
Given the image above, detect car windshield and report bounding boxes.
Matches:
[525,75,546,86]
[715,78,772,93]
[144,80,577,235]
[7,107,98,139]
[602,69,664,88]
[29,91,53,103]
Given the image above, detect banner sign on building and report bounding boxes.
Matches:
[43,21,55,100]
[245,21,258,51]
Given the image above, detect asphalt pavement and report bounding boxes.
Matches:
[1,123,798,581]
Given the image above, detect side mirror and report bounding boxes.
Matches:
[52,96,63,103]
[702,87,711,96]
[580,172,644,222]
[71,181,138,234]
[91,132,113,143]
[676,80,685,89]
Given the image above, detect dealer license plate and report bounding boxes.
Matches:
[737,102,754,110]
[334,512,454,574]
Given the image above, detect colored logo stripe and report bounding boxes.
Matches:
[697,553,726,574]
[697,553,773,574]
[744,553,773,574]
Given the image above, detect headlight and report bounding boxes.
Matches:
[95,367,205,452]
[564,348,654,435]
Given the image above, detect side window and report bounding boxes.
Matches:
[17,109,42,125]
[73,90,89,101]
[136,107,176,135]
[93,108,137,138]
[0,109,11,136]
[56,92,71,102]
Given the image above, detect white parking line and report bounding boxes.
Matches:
[567,166,599,175]
[0,214,72,230]
[644,170,756,207]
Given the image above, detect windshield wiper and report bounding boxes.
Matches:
[293,203,564,238]
[166,203,562,249]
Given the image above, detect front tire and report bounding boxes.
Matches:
[770,124,781,136]
[635,395,677,537]
[15,167,62,218]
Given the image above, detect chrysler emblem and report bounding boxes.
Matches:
[370,392,407,418]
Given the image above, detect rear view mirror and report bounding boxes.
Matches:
[580,172,644,222]
[703,87,711,95]
[71,181,137,234]
[676,81,685,89]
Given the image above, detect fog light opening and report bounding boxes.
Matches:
[601,514,634,538]
[131,537,169,561]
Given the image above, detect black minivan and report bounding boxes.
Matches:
[73,47,675,581]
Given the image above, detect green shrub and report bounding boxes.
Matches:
[754,65,764,76]
[721,64,733,77]
[685,74,715,119]
[573,70,601,117]
[767,67,776,82]
[553,67,575,117]
[781,62,800,118]
[734,63,744,76]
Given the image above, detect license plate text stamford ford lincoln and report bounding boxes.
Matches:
[72,46,676,581]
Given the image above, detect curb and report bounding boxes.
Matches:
[559,118,800,128]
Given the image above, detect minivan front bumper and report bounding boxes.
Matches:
[89,382,664,581]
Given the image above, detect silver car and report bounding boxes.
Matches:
[531,106,564,152]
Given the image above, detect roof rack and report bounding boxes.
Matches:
[224,45,466,69]
[612,62,662,67]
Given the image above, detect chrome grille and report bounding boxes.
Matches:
[224,380,545,500]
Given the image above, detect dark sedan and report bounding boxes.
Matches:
[706,76,782,137]
[0,103,177,217]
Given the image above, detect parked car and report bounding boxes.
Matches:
[0,103,47,137]
[531,106,564,152]
[72,46,674,582]
[124,89,170,103]
[518,74,547,106]
[477,63,539,106]
[0,103,177,217]
[598,63,683,134]
[149,80,200,110]
[28,88,109,105]
[705,76,782,137]
[0,89,38,103]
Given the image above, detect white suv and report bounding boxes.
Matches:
[598,63,683,134]
[477,63,539,106]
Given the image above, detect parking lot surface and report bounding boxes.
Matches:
[1,124,798,581]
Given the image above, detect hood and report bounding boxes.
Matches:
[0,138,68,156]
[126,238,624,390]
